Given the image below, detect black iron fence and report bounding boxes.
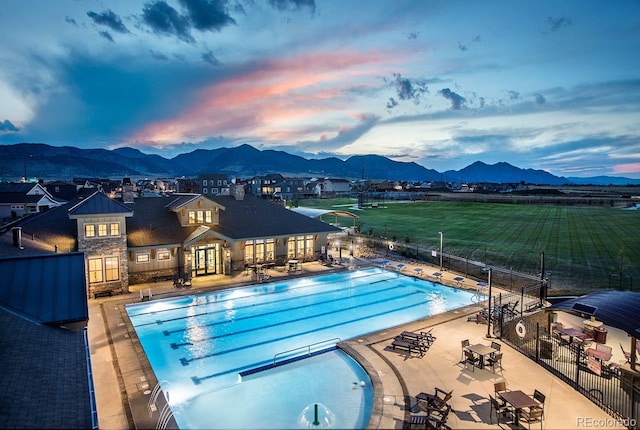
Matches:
[498,315,639,429]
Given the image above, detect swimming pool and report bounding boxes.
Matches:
[126,267,475,429]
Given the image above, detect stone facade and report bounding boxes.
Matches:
[78,235,129,297]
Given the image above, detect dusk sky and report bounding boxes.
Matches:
[1,1,639,178]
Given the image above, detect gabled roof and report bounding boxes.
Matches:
[68,191,133,217]
[0,182,38,193]
[126,197,199,247]
[208,194,341,240]
[548,291,640,338]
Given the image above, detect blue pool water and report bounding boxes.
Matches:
[126,267,474,429]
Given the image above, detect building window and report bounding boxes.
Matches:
[244,240,254,264]
[98,224,108,237]
[88,258,103,283]
[197,210,204,224]
[188,210,196,224]
[203,188,208,194]
[136,253,150,263]
[305,234,314,257]
[287,237,295,259]
[157,251,170,261]
[110,223,120,236]
[255,239,265,263]
[212,188,219,194]
[266,238,274,261]
[205,210,212,223]
[297,235,304,258]
[203,179,207,186]
[85,224,96,238]
[217,180,222,185]
[105,256,119,281]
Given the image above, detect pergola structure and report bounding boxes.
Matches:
[289,207,358,229]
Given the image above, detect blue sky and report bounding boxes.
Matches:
[1,0,639,178]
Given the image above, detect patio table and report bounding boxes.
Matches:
[557,327,586,344]
[467,343,498,369]
[498,390,540,425]
[586,347,612,362]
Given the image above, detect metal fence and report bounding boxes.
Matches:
[351,234,547,297]
[498,315,640,429]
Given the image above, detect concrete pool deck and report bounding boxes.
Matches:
[88,258,618,429]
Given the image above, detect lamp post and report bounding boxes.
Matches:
[486,268,493,339]
[439,231,443,270]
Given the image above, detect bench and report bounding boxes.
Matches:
[93,290,113,299]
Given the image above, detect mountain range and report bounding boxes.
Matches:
[1,142,638,185]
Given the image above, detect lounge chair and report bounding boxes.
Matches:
[401,330,436,346]
[391,338,425,357]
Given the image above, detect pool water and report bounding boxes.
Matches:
[126,267,474,429]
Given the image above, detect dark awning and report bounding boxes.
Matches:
[547,291,640,338]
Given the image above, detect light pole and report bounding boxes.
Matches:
[439,231,443,270]
[486,268,493,339]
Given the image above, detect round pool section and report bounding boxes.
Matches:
[126,267,474,429]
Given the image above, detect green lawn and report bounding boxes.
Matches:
[299,198,639,294]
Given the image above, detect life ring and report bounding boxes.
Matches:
[516,320,526,338]
[389,243,394,250]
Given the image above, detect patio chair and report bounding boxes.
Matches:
[494,381,508,406]
[460,339,469,362]
[527,389,546,420]
[464,350,479,372]
[519,406,544,429]
[489,395,513,424]
[410,404,451,429]
[486,352,503,373]
[621,343,631,363]
[416,388,453,411]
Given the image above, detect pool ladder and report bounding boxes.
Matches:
[148,380,175,430]
[273,337,342,367]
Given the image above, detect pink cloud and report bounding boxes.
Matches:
[612,163,640,175]
[130,49,404,146]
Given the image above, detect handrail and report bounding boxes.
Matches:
[273,337,341,367]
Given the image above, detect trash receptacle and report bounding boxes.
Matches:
[594,326,607,344]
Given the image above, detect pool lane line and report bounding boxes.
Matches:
[178,289,425,366]
[133,275,403,329]
[187,298,427,385]
[126,269,400,318]
[162,283,407,339]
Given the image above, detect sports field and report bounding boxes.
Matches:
[301,198,639,295]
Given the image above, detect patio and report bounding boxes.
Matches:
[88,256,620,429]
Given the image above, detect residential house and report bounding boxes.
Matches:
[0,182,63,219]
[319,178,352,195]
[199,173,231,196]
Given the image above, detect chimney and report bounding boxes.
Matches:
[12,227,23,249]
[231,183,245,200]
